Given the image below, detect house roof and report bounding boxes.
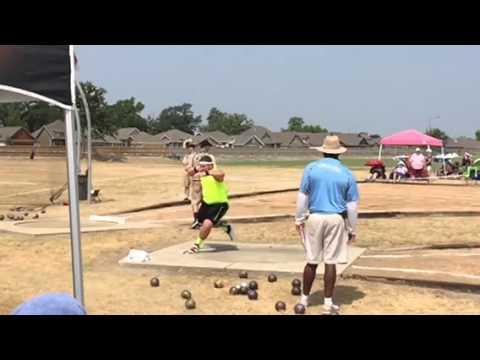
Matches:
[445,137,480,150]
[241,126,273,138]
[197,131,232,143]
[115,128,141,141]
[132,131,156,144]
[153,129,192,143]
[33,120,65,140]
[0,127,25,141]
[192,135,219,147]
[267,132,308,146]
[232,134,265,146]
[302,133,328,147]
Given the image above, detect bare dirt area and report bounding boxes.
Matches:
[1,157,479,315]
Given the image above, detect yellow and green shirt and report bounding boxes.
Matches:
[200,175,229,205]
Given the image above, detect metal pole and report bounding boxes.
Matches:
[378,144,383,160]
[64,109,85,305]
[76,82,92,204]
[74,107,82,175]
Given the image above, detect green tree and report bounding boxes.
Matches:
[476,130,480,141]
[287,117,305,132]
[21,102,63,132]
[0,102,62,132]
[76,81,116,137]
[106,98,148,133]
[150,103,202,134]
[426,128,449,142]
[206,107,254,135]
[0,103,26,127]
[286,117,328,133]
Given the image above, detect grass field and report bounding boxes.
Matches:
[0,157,479,315]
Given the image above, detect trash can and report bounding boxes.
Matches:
[78,175,88,201]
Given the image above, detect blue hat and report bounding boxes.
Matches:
[11,293,87,316]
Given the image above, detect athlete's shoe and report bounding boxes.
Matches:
[322,304,340,315]
[183,244,201,255]
[223,224,235,241]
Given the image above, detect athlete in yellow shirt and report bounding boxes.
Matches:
[184,155,235,255]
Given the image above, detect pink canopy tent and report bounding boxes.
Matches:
[381,129,443,147]
[378,129,446,173]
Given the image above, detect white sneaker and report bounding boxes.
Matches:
[299,295,310,307]
[322,304,340,315]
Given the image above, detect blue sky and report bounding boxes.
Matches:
[75,45,480,137]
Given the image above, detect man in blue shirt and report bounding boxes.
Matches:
[295,135,359,315]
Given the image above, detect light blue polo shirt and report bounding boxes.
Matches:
[300,158,359,214]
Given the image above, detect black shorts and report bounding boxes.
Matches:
[197,202,229,225]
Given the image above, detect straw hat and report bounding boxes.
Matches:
[183,139,194,149]
[312,135,347,155]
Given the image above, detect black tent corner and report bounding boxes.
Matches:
[0,45,75,109]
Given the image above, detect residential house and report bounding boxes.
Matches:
[231,134,266,148]
[241,126,273,142]
[195,131,234,148]
[0,127,35,146]
[152,129,193,149]
[33,120,66,146]
[445,137,480,154]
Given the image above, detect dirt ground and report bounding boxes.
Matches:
[1,157,480,315]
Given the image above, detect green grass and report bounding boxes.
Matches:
[221,157,390,169]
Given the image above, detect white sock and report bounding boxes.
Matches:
[324,297,333,307]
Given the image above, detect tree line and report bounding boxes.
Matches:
[2,81,475,141]
[0,81,330,139]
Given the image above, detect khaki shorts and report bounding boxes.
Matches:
[303,213,349,265]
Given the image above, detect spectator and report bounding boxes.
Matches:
[11,293,87,316]
[409,148,426,179]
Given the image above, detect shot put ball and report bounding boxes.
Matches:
[181,290,192,300]
[294,303,306,315]
[0,215,4,221]
[7,214,14,220]
[33,214,39,219]
[18,216,24,221]
[240,284,249,295]
[24,213,29,217]
[150,277,160,287]
[292,279,302,288]
[41,210,46,214]
[239,271,249,279]
[291,287,302,296]
[185,299,196,310]
[275,301,287,312]
[248,281,259,291]
[247,290,258,300]
[229,287,239,295]
[268,274,277,283]
[214,280,224,289]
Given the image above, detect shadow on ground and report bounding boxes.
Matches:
[309,285,366,307]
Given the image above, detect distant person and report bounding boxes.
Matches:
[183,155,235,254]
[30,142,37,160]
[462,152,473,168]
[425,148,433,176]
[182,140,197,202]
[11,293,87,315]
[392,161,408,182]
[409,148,426,179]
[295,135,359,315]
